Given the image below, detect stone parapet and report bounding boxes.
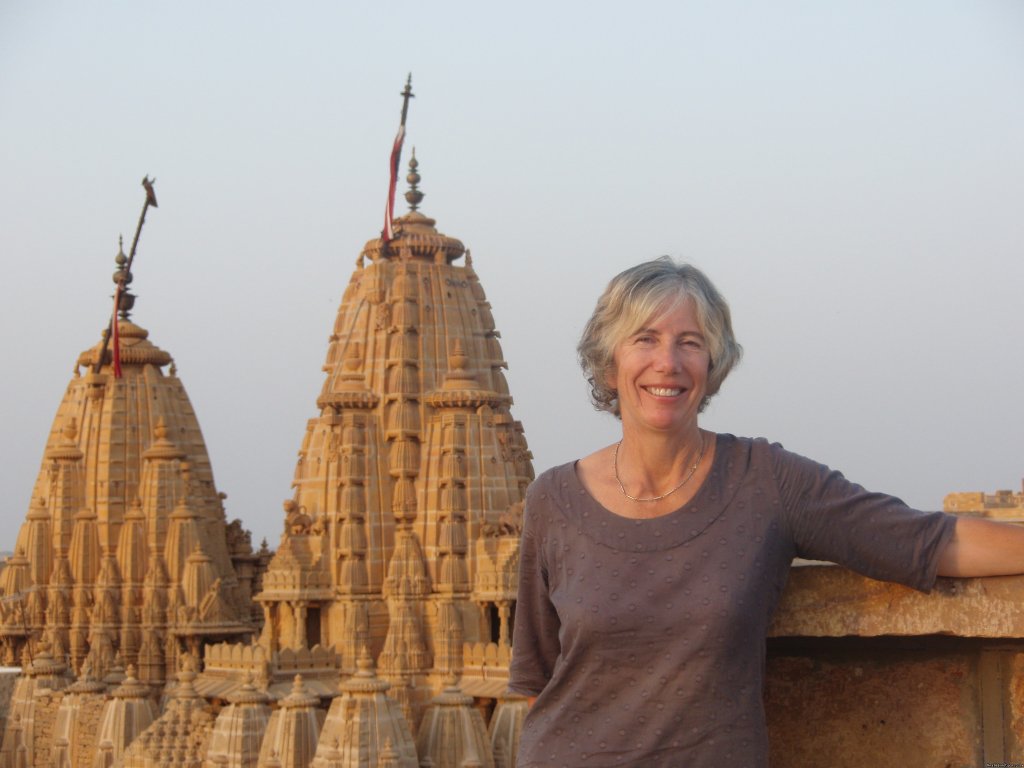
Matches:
[460,642,511,699]
[771,563,1024,638]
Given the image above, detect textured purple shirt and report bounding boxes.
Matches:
[509,434,956,767]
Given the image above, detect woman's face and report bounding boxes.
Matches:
[610,296,710,436]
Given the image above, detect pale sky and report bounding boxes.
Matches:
[2,1,1022,551]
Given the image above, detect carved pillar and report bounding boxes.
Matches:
[260,603,278,653]
[294,602,307,648]
[497,600,511,646]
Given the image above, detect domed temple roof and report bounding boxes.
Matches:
[250,151,533,732]
[0,232,259,683]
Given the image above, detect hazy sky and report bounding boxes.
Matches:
[2,1,1022,551]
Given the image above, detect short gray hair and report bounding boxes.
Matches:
[577,257,742,416]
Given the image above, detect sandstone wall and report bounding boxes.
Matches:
[766,566,1024,766]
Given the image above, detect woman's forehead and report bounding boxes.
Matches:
[635,293,699,332]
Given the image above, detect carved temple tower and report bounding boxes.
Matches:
[0,237,258,686]
[253,151,533,729]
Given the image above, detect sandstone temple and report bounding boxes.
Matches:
[0,138,534,766]
[0,238,262,679]
[1,102,1024,767]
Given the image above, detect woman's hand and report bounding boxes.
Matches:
[937,517,1024,577]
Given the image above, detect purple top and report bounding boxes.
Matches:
[509,434,956,767]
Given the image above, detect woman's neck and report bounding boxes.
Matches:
[574,429,716,520]
[614,421,704,475]
[615,425,704,493]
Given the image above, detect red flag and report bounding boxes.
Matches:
[382,123,405,245]
[111,285,123,378]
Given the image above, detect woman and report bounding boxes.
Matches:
[508,257,1024,767]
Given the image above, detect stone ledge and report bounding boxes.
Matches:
[770,563,1024,638]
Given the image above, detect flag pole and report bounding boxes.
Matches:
[125,176,158,276]
[94,176,159,376]
[381,75,414,253]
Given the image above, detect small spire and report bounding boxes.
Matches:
[405,148,424,211]
[355,644,374,677]
[449,338,468,374]
[343,341,363,372]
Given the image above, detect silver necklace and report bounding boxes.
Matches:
[613,433,706,503]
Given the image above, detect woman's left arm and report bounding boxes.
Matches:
[937,517,1024,577]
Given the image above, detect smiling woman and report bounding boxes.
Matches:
[508,256,1024,768]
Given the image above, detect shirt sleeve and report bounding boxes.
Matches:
[770,443,957,593]
[508,478,563,697]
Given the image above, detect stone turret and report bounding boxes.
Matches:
[93,666,159,768]
[0,644,73,767]
[487,695,528,768]
[310,648,416,767]
[256,675,324,768]
[120,656,215,768]
[0,240,258,677]
[415,678,495,768]
[52,665,107,768]
[204,675,272,768]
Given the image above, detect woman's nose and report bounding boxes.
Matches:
[653,344,681,372]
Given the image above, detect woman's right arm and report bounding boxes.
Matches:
[508,484,562,700]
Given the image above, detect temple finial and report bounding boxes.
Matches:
[112,237,135,320]
[405,148,424,212]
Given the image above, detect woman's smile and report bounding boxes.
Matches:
[643,386,683,397]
